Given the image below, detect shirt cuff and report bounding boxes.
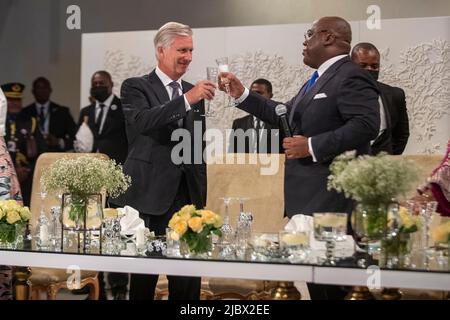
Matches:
[233,88,249,106]
[308,137,317,162]
[183,95,192,112]
[58,138,65,150]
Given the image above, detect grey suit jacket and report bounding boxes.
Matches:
[237,56,380,217]
[110,70,207,216]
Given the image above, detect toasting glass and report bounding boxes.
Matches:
[203,67,218,117]
[215,57,233,107]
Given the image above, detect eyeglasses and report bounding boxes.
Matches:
[304,29,329,41]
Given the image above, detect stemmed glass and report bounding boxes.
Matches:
[35,191,50,249]
[407,200,438,259]
[215,57,233,107]
[203,67,218,117]
[218,197,235,257]
[313,212,348,265]
[235,197,252,259]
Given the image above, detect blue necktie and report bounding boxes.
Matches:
[304,71,319,94]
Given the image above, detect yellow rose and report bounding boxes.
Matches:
[398,206,416,229]
[188,216,203,233]
[19,207,31,222]
[6,210,21,224]
[168,215,182,229]
[179,205,196,219]
[0,207,5,220]
[213,214,223,228]
[199,210,216,224]
[173,220,188,236]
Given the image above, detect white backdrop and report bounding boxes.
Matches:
[81,16,450,155]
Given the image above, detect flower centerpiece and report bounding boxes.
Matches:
[0,200,31,248]
[40,155,131,229]
[168,205,223,255]
[328,151,419,248]
[382,206,420,267]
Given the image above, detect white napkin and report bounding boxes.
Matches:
[118,205,145,236]
[284,214,355,253]
[74,122,94,153]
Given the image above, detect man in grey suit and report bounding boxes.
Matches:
[111,22,215,300]
[219,16,380,219]
[351,42,410,155]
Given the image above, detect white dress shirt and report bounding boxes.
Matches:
[155,67,191,111]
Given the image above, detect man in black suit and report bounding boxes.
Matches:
[351,42,410,155]
[78,71,128,164]
[230,78,282,153]
[22,77,77,152]
[220,16,380,301]
[110,22,215,300]
[220,17,379,218]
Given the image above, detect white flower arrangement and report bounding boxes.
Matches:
[40,155,131,197]
[328,151,419,205]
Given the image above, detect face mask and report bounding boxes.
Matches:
[368,70,379,81]
[90,86,110,102]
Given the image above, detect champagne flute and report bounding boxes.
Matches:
[215,57,233,107]
[203,67,218,117]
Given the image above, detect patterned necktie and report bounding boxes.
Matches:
[304,71,319,94]
[168,81,183,127]
[95,103,105,133]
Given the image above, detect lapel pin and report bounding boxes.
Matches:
[110,104,117,111]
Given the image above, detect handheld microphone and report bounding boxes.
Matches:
[275,104,292,137]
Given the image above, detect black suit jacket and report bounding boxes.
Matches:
[371,82,409,155]
[230,114,282,153]
[237,56,380,217]
[22,102,77,151]
[110,70,207,216]
[78,96,128,164]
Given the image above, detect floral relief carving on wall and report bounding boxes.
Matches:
[103,50,153,98]
[380,39,450,154]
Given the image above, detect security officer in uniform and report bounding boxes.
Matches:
[1,83,44,206]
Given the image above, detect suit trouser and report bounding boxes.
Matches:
[129,175,201,300]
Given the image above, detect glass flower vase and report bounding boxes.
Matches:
[0,222,26,249]
[352,202,389,255]
[180,234,212,259]
[60,193,103,253]
[380,232,411,268]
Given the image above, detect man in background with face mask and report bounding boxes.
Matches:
[78,70,128,164]
[351,42,410,155]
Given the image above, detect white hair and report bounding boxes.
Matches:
[154,22,192,60]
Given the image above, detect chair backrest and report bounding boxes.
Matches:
[206,154,287,233]
[29,152,109,229]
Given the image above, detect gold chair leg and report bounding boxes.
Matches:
[270,281,301,300]
[47,285,58,300]
[380,288,402,300]
[13,267,31,300]
[345,286,376,300]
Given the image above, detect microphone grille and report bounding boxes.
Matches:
[275,104,287,116]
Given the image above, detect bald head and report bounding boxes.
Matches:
[303,16,352,69]
[317,16,352,51]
